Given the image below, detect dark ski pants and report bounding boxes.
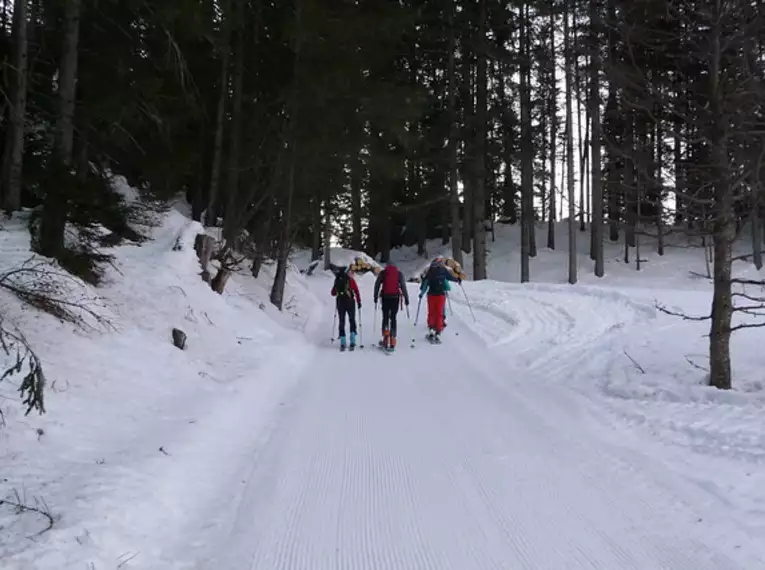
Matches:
[381,295,400,338]
[336,298,357,338]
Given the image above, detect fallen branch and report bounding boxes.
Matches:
[623,350,646,374]
[0,322,46,415]
[0,257,112,332]
[117,551,140,568]
[1,490,54,538]
[655,301,710,322]
[685,354,709,372]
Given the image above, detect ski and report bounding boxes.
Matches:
[425,334,442,345]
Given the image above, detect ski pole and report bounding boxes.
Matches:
[331,308,337,343]
[460,284,477,322]
[358,304,364,348]
[411,299,420,348]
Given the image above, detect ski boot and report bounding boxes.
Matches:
[379,329,390,350]
[339,336,347,352]
[350,332,357,351]
[388,336,397,353]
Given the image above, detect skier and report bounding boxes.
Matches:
[331,267,362,350]
[419,257,460,342]
[420,262,451,328]
[373,261,410,351]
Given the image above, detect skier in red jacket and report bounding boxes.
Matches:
[331,268,361,350]
[373,262,409,351]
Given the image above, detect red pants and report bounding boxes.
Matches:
[427,294,446,332]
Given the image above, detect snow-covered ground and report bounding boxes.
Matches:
[2,208,765,569]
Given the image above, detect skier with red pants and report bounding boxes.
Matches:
[331,268,361,350]
[419,258,460,342]
[373,262,410,351]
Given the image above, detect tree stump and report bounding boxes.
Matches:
[211,268,231,294]
[171,328,187,350]
[194,233,216,283]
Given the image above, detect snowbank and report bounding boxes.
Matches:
[0,206,320,569]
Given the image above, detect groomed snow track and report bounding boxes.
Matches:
[192,279,764,570]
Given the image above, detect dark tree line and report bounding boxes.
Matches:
[0,0,763,389]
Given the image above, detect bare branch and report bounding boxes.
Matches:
[655,302,710,321]
[730,321,765,332]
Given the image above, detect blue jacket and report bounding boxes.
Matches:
[419,264,459,297]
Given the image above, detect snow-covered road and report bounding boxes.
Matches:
[191,280,763,570]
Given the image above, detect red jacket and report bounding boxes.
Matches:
[331,275,361,303]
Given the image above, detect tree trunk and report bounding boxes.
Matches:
[589,0,604,277]
[574,11,587,233]
[350,151,363,251]
[311,195,321,261]
[674,108,685,226]
[460,41,473,255]
[655,116,665,255]
[323,198,331,270]
[525,3,537,260]
[447,0,463,266]
[39,0,80,259]
[547,18,557,251]
[624,111,636,250]
[547,2,557,250]
[206,0,230,227]
[752,198,763,270]
[270,0,303,310]
[520,2,532,283]
[473,0,488,280]
[251,200,272,279]
[564,0,577,284]
[410,161,427,257]
[223,0,244,244]
[605,0,620,243]
[500,66,517,224]
[2,0,28,214]
[707,9,732,390]
[540,107,548,225]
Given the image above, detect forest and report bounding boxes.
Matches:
[0,0,763,391]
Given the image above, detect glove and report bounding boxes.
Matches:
[405,299,410,306]
[373,297,378,305]
[358,302,362,309]
[457,277,462,284]
[419,292,424,299]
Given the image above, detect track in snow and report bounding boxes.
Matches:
[193,282,762,570]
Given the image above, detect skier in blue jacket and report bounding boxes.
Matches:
[419,258,460,340]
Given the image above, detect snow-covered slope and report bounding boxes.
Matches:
[0,204,321,569]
